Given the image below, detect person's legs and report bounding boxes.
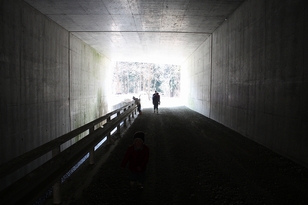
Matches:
[136,172,146,189]
[154,104,158,113]
[129,171,138,187]
[129,171,145,189]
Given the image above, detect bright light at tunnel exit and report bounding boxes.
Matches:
[109,94,184,110]
[109,61,184,109]
[140,96,184,108]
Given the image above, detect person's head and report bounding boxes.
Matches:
[133,96,135,100]
[133,131,145,149]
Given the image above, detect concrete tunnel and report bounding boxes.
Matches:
[0,0,307,198]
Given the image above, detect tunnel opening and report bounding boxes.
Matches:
[110,61,183,108]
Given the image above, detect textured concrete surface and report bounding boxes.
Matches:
[70,34,112,133]
[24,0,244,64]
[0,0,112,173]
[66,107,308,205]
[1,0,307,193]
[1,1,70,164]
[182,0,308,167]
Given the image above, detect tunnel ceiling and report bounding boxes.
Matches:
[24,0,244,65]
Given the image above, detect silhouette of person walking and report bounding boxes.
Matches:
[152,91,160,114]
[133,96,142,115]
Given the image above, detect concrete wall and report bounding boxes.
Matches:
[182,0,308,167]
[70,34,112,140]
[0,0,112,167]
[181,36,212,117]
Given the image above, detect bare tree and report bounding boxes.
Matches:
[112,62,180,97]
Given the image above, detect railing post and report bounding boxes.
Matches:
[123,108,127,127]
[117,111,121,133]
[107,116,111,143]
[124,118,127,127]
[127,106,131,122]
[52,146,61,204]
[89,126,95,165]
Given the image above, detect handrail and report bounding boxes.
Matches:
[0,101,137,204]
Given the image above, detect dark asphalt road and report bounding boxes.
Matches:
[68,106,308,205]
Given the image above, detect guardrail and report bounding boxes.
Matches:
[0,101,137,205]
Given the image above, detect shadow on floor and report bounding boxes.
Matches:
[63,106,308,205]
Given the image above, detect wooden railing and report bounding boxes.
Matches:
[0,101,137,205]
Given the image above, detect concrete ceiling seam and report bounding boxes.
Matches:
[24,0,245,64]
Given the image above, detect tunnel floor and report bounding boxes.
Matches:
[67,106,308,205]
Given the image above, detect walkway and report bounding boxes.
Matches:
[68,106,308,205]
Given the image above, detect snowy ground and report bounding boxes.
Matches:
[109,94,184,110]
